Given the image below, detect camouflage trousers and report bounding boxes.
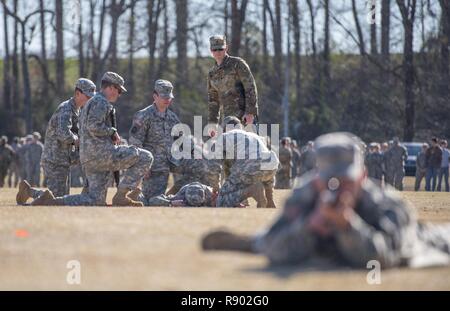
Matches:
[27,163,41,187]
[0,165,8,187]
[61,146,153,206]
[7,161,21,187]
[142,170,170,203]
[275,170,291,189]
[385,167,405,191]
[217,160,276,207]
[42,162,71,197]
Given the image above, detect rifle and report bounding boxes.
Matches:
[110,107,120,187]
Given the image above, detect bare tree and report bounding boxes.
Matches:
[39,0,50,98]
[1,0,53,132]
[176,0,188,88]
[11,0,20,113]
[55,0,65,97]
[306,0,317,58]
[2,0,11,111]
[147,0,163,88]
[230,0,249,55]
[396,0,417,141]
[290,0,301,108]
[438,0,449,106]
[370,1,378,54]
[381,0,391,59]
[351,0,366,55]
[78,0,85,77]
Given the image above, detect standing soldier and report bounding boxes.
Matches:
[290,140,301,179]
[0,136,15,187]
[415,143,428,191]
[39,78,96,197]
[299,141,317,176]
[206,35,258,137]
[128,79,181,203]
[7,137,21,187]
[18,72,153,206]
[365,142,384,187]
[275,137,293,189]
[26,132,44,187]
[384,137,408,190]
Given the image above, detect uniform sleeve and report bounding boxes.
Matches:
[86,101,116,138]
[236,59,258,116]
[128,112,148,148]
[335,197,414,268]
[57,108,78,145]
[207,73,220,124]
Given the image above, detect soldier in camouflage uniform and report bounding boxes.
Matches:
[167,135,222,195]
[0,136,15,187]
[364,142,384,187]
[202,132,450,269]
[414,143,428,191]
[384,137,408,190]
[38,78,96,197]
[18,72,153,206]
[275,137,293,189]
[25,132,44,187]
[7,137,21,187]
[207,35,258,137]
[215,116,279,208]
[143,182,218,207]
[290,140,301,179]
[299,141,317,176]
[128,79,181,203]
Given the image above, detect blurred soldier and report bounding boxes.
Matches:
[299,141,316,176]
[0,136,15,187]
[414,143,428,191]
[437,139,449,192]
[18,72,153,206]
[275,137,293,189]
[25,132,44,187]
[383,137,408,190]
[380,142,389,154]
[425,137,443,192]
[364,142,384,187]
[128,79,180,204]
[207,35,258,137]
[202,132,450,269]
[143,182,218,207]
[167,135,222,195]
[290,140,301,178]
[7,137,21,187]
[215,116,279,208]
[40,78,96,197]
[16,137,29,181]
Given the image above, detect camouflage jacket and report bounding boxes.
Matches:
[0,144,15,168]
[25,142,43,167]
[129,104,180,172]
[365,152,384,178]
[384,145,408,169]
[278,145,293,174]
[207,55,258,123]
[79,92,117,165]
[41,98,80,167]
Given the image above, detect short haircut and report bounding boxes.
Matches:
[431,137,438,143]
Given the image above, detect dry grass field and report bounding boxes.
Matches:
[0,177,449,290]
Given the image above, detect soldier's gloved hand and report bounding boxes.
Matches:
[112,132,121,145]
[243,114,254,126]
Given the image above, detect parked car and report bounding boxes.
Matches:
[402,142,423,176]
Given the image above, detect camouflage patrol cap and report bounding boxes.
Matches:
[209,35,227,50]
[154,79,174,99]
[185,184,206,206]
[101,72,127,92]
[314,132,365,181]
[75,78,96,97]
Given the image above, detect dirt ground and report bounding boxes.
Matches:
[0,177,449,290]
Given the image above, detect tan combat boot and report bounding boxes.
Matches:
[16,180,33,204]
[30,190,62,206]
[264,186,277,208]
[112,188,143,207]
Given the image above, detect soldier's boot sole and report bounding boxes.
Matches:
[30,190,56,206]
[127,188,142,202]
[201,230,255,253]
[16,180,32,205]
[112,189,143,207]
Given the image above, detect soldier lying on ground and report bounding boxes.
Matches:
[202,132,450,269]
